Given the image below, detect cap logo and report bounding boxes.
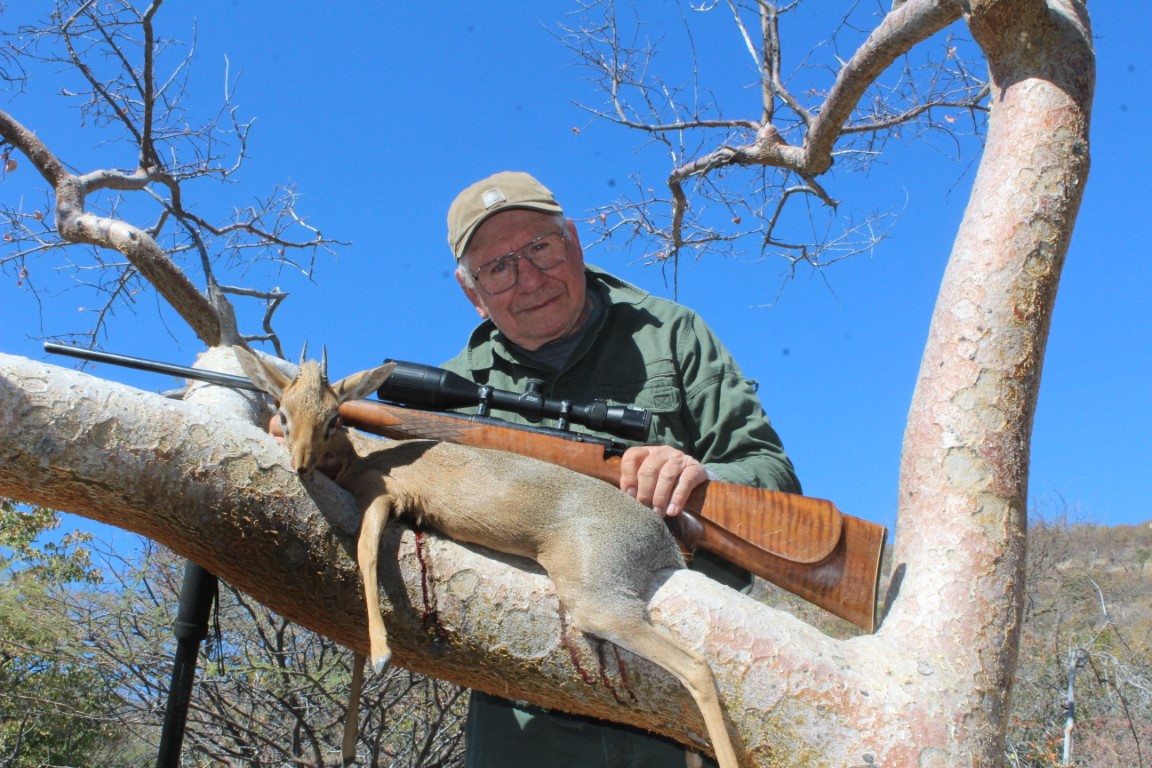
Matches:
[481,186,506,210]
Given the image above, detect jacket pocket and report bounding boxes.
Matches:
[593,359,683,443]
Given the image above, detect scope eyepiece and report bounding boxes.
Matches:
[574,400,652,440]
[378,359,652,442]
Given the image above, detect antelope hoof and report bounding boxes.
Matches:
[371,652,392,674]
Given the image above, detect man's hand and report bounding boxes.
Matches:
[619,445,708,517]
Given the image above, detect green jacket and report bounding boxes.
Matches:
[447,266,800,767]
[442,265,800,495]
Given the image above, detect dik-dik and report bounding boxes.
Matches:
[232,347,740,768]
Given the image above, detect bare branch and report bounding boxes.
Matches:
[806,0,965,169]
[0,0,344,348]
[559,0,983,284]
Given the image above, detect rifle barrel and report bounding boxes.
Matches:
[45,342,262,392]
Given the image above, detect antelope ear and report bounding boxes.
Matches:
[233,346,294,399]
[332,362,396,404]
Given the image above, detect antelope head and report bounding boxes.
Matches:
[232,346,395,477]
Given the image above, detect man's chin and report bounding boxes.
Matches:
[508,324,570,351]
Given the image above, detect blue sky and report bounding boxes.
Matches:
[1,1,1148,536]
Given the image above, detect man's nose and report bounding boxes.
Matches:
[515,255,549,289]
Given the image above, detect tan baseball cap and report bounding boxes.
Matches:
[447,171,564,261]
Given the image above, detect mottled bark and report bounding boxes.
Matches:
[887,0,1094,764]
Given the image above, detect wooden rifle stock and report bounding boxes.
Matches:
[338,399,887,632]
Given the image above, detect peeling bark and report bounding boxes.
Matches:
[888,0,1094,764]
[0,353,995,766]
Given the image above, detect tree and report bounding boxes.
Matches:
[560,0,990,282]
[0,0,335,353]
[0,501,129,767]
[1,506,468,767]
[0,1,1094,765]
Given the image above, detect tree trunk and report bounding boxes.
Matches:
[886,0,1094,764]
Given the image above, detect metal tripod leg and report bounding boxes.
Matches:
[155,561,218,768]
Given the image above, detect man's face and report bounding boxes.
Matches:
[456,209,587,351]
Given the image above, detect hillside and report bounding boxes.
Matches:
[754,519,1152,767]
[1011,520,1151,767]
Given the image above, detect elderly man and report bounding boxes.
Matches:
[441,171,800,768]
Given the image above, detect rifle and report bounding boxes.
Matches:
[45,342,888,632]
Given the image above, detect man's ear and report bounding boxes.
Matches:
[455,267,490,320]
[563,217,584,268]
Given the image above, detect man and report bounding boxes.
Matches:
[442,171,801,767]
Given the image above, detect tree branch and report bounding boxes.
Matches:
[803,0,965,173]
[0,352,937,766]
[889,0,1093,760]
[0,108,224,344]
[0,2,342,347]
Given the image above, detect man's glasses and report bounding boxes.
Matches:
[469,231,567,294]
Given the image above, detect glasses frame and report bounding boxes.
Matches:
[468,230,568,295]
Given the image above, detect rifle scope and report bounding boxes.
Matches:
[378,359,651,442]
[42,343,652,444]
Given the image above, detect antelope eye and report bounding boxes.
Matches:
[325,414,341,438]
[278,411,289,436]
